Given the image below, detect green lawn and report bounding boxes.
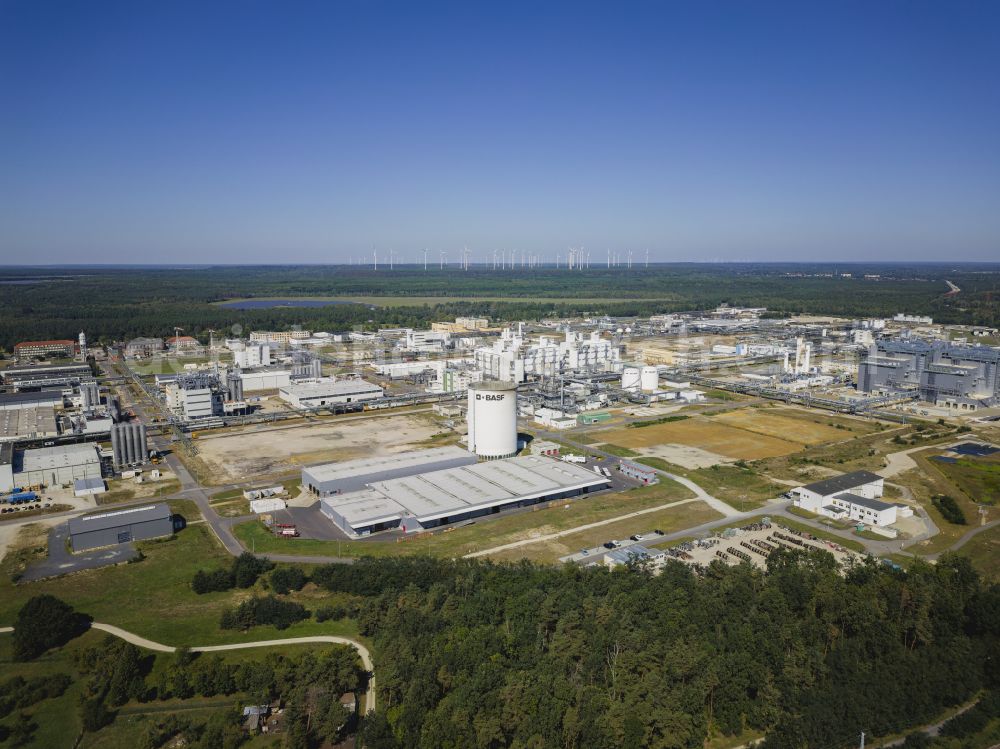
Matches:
[932,457,1000,505]
[636,458,786,510]
[956,524,1000,582]
[235,480,698,560]
[597,443,641,457]
[0,520,359,647]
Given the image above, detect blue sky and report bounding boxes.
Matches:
[1,0,998,263]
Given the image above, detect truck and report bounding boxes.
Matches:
[561,454,587,464]
[6,491,38,505]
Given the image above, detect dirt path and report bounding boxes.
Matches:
[1,623,375,712]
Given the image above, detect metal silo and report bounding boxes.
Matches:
[138,424,148,464]
[124,423,136,465]
[466,381,518,459]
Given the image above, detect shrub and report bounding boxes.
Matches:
[314,604,348,622]
[12,595,90,661]
[232,552,275,589]
[270,566,307,595]
[220,596,308,631]
[932,494,967,525]
[192,568,235,594]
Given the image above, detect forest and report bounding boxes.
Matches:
[2,263,999,350]
[306,551,1000,749]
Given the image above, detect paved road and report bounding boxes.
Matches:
[20,524,139,582]
[1,623,375,712]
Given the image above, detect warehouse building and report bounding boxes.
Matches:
[125,337,164,358]
[321,454,610,537]
[68,503,174,551]
[279,378,383,409]
[11,443,102,490]
[239,369,292,392]
[303,446,477,496]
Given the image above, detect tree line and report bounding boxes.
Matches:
[303,550,1000,749]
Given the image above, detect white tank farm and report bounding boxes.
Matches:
[640,365,659,392]
[621,367,641,390]
[467,381,518,459]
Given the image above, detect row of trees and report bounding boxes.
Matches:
[306,550,1000,749]
[219,595,309,631]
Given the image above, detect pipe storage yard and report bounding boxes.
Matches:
[320,454,610,537]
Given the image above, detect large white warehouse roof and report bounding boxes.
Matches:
[321,454,609,535]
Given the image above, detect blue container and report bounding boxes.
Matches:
[8,491,38,504]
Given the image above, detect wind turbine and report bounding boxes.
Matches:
[645,248,649,268]
[440,249,446,270]
[423,248,428,271]
[372,245,378,271]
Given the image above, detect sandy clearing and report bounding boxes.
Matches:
[194,413,448,482]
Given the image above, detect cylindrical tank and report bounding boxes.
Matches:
[621,367,641,391]
[466,381,518,459]
[110,425,122,469]
[138,424,148,464]
[124,423,136,465]
[640,366,659,392]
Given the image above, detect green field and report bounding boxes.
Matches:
[930,456,1000,505]
[0,520,359,647]
[956,524,1000,582]
[235,480,697,559]
[635,457,787,509]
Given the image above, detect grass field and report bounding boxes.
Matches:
[635,457,786,509]
[931,456,1000,505]
[234,480,698,560]
[896,450,991,555]
[956,524,1000,582]
[0,520,360,647]
[486,500,723,563]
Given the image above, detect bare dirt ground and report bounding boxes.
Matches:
[640,443,734,469]
[193,412,449,482]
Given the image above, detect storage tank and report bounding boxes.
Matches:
[640,366,659,392]
[467,381,518,459]
[621,367,641,391]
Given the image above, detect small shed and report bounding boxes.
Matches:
[73,477,107,497]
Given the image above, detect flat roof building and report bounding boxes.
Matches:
[279,378,383,409]
[0,406,59,444]
[321,454,610,536]
[68,503,174,551]
[13,443,102,489]
[14,340,76,360]
[303,446,477,496]
[791,470,887,521]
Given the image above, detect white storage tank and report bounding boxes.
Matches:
[467,381,518,459]
[640,365,659,392]
[621,367,641,391]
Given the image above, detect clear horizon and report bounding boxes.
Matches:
[2,1,999,263]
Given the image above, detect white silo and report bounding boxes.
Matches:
[467,381,518,459]
[621,367,641,391]
[640,365,659,392]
